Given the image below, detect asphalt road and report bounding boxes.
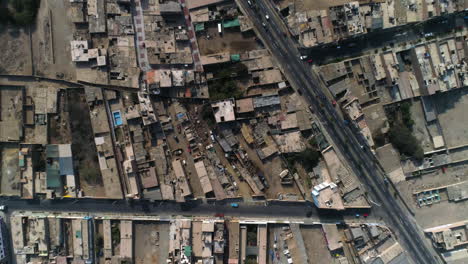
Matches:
[0,197,376,222]
[236,0,442,263]
[302,11,468,64]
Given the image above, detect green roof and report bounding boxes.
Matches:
[184,246,192,257]
[223,18,240,28]
[195,23,205,32]
[230,54,240,62]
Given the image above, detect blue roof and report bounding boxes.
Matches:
[59,157,74,176]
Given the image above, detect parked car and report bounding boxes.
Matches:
[0,205,7,212]
[230,203,239,208]
[173,149,183,156]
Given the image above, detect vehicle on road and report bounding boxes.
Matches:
[214,213,224,217]
[247,0,252,6]
[173,135,179,143]
[173,149,183,156]
[0,205,7,211]
[262,22,267,28]
[299,55,308,60]
[332,100,337,106]
[424,32,434,37]
[307,59,313,63]
[265,14,269,20]
[230,203,239,208]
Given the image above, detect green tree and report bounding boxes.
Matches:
[8,0,40,25]
[388,122,424,161]
[208,65,244,100]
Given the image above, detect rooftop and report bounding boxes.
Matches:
[211,99,236,123]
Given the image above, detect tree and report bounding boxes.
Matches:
[286,148,321,172]
[208,66,244,100]
[388,122,424,161]
[298,148,321,170]
[6,0,40,26]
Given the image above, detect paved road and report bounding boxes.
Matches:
[0,197,376,223]
[236,0,441,263]
[302,12,467,64]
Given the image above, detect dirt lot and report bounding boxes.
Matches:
[410,100,435,152]
[276,0,355,11]
[48,89,72,144]
[0,27,32,75]
[435,88,468,148]
[0,144,21,196]
[300,225,334,264]
[197,24,259,55]
[134,222,170,264]
[68,89,105,197]
[31,0,76,80]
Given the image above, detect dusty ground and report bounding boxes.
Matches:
[300,225,334,264]
[48,89,72,144]
[166,102,205,198]
[237,134,302,199]
[134,222,170,264]
[94,221,105,264]
[410,100,435,152]
[0,27,32,75]
[31,0,76,80]
[0,144,21,196]
[68,89,105,197]
[276,0,355,11]
[197,24,258,55]
[435,88,468,148]
[396,163,468,228]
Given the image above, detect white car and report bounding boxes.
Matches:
[0,205,6,211]
[247,0,252,6]
[265,14,270,20]
[299,55,308,60]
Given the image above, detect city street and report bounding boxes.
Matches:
[0,197,377,224]
[235,0,442,263]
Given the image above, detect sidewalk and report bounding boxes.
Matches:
[179,0,204,72]
[132,0,151,73]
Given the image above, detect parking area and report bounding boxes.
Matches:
[166,101,205,198]
[397,163,468,228]
[196,23,259,55]
[134,221,170,264]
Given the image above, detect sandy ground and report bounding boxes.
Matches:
[435,88,468,148]
[0,27,32,75]
[166,102,205,198]
[197,24,259,55]
[134,222,170,264]
[276,0,356,11]
[48,89,72,144]
[31,0,76,80]
[410,100,435,152]
[300,225,334,264]
[0,144,21,196]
